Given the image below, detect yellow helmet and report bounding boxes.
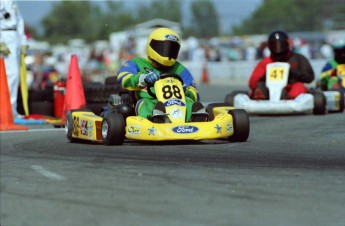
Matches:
[146,27,181,67]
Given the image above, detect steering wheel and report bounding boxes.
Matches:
[147,72,184,98]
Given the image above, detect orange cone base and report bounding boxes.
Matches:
[0,124,28,131]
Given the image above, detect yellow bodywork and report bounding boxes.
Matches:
[125,113,234,141]
[70,112,103,142]
[70,105,237,142]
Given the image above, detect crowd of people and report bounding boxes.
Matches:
[25,32,341,88]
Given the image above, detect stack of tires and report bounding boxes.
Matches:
[17,76,126,117]
[84,76,125,115]
[17,85,54,116]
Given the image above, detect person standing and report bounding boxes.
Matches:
[0,0,28,117]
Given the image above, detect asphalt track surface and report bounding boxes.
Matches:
[1,85,345,226]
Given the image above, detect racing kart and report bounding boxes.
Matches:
[65,73,250,145]
[317,64,345,113]
[224,62,327,115]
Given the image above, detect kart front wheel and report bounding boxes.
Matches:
[65,111,76,143]
[228,109,250,142]
[336,89,344,113]
[65,109,94,143]
[102,112,125,145]
[206,102,230,121]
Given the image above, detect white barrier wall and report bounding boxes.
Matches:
[182,59,327,87]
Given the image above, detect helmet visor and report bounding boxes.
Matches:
[150,40,180,60]
[334,46,345,64]
[268,39,289,54]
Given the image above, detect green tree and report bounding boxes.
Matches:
[135,0,182,23]
[98,1,136,39]
[232,0,325,35]
[40,0,183,44]
[42,1,101,43]
[187,0,219,38]
[332,3,345,30]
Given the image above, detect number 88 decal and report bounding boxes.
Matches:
[162,85,182,99]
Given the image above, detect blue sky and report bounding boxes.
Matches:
[17,0,263,34]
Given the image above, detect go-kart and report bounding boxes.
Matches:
[65,73,250,145]
[317,64,345,113]
[224,62,327,115]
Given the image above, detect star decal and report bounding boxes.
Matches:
[215,124,222,133]
[148,126,157,135]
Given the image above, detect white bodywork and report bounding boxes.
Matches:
[234,93,314,114]
[234,62,315,114]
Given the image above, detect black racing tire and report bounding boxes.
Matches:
[313,91,326,115]
[228,109,250,142]
[87,102,108,116]
[28,87,54,102]
[102,112,125,145]
[336,89,344,113]
[29,101,54,116]
[206,102,230,121]
[29,89,47,102]
[65,110,77,143]
[85,84,125,103]
[104,76,117,85]
[224,90,248,106]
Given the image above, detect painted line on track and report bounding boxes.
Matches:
[31,165,66,181]
[0,128,65,134]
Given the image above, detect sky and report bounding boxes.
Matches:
[16,0,263,34]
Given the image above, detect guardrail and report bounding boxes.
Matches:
[182,59,327,87]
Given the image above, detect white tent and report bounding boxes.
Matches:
[133,18,181,37]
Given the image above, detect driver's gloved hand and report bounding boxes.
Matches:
[0,42,10,56]
[138,71,160,87]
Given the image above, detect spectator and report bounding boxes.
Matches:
[0,0,28,117]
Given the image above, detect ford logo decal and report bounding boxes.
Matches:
[172,125,198,134]
[164,99,185,107]
[165,34,179,42]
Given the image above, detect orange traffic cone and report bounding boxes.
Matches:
[0,57,28,131]
[61,55,86,125]
[201,62,209,84]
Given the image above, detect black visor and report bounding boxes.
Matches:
[150,39,180,60]
[334,47,345,64]
[268,40,289,54]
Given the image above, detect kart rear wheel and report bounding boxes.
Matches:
[224,91,248,106]
[228,109,250,142]
[313,91,326,115]
[102,112,125,145]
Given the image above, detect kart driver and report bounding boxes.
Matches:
[318,37,345,91]
[117,27,204,122]
[248,30,314,99]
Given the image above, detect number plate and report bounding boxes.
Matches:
[268,66,287,81]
